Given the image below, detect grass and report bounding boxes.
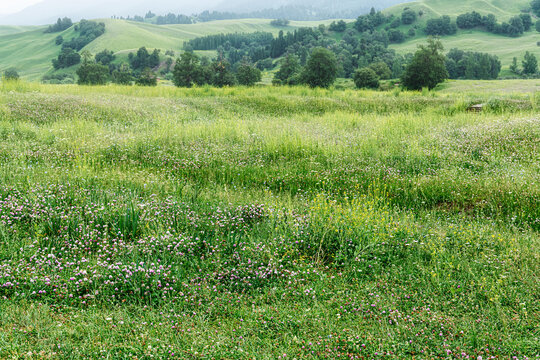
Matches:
[0,80,538,358]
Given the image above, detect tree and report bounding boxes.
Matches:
[136,68,158,86]
[536,20,540,33]
[388,29,406,43]
[532,0,540,16]
[95,49,116,65]
[173,51,202,87]
[210,59,236,87]
[402,38,448,90]
[237,62,262,86]
[329,20,347,32]
[3,68,20,81]
[112,63,133,85]
[519,14,532,31]
[274,54,300,85]
[510,57,520,74]
[55,35,63,45]
[368,62,392,80]
[522,51,538,75]
[354,68,379,89]
[401,8,417,25]
[52,48,81,69]
[77,62,109,85]
[301,47,338,88]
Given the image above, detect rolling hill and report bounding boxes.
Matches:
[0,18,334,80]
[384,0,540,74]
[0,0,538,81]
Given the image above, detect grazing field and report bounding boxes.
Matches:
[0,82,538,358]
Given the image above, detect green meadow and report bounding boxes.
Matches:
[0,81,538,358]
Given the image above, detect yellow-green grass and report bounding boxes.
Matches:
[0,82,537,358]
[438,79,540,93]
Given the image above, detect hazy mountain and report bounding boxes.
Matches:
[0,0,412,25]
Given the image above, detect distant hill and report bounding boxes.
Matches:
[385,0,532,21]
[0,0,411,25]
[384,0,539,70]
[0,18,334,80]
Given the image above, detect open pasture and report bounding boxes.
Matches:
[0,82,538,358]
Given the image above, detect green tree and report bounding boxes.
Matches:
[77,62,109,85]
[369,62,392,80]
[301,47,338,88]
[112,63,133,85]
[3,68,20,81]
[536,20,540,33]
[236,62,262,86]
[522,51,538,75]
[509,57,520,74]
[173,51,202,87]
[273,54,300,85]
[532,0,540,16]
[55,35,63,45]
[354,68,380,89]
[401,8,417,25]
[401,38,448,90]
[136,68,158,86]
[211,59,236,87]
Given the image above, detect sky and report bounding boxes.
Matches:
[0,0,43,14]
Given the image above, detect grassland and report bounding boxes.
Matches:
[0,81,538,358]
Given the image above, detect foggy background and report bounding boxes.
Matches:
[0,0,412,25]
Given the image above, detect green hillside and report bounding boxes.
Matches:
[0,18,333,80]
[385,0,540,71]
[385,0,532,20]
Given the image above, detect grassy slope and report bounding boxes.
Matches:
[385,0,540,69]
[0,83,537,358]
[385,0,532,20]
[0,19,333,80]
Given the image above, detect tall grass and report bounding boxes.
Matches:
[0,82,538,358]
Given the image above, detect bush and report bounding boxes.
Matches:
[354,68,380,89]
[3,68,20,81]
[270,19,290,27]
